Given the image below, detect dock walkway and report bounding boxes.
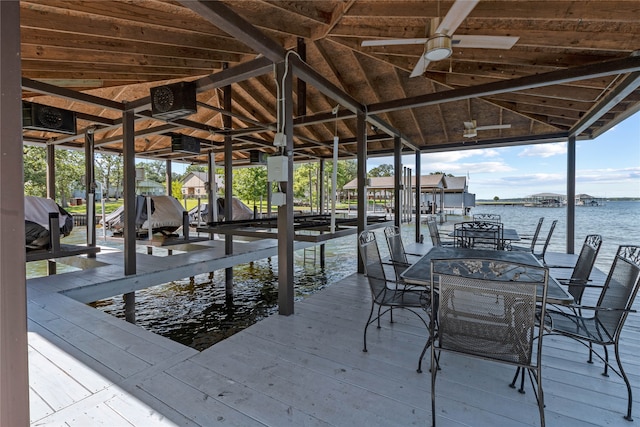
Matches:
[27,241,639,426]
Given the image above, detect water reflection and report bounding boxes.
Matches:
[90,240,359,351]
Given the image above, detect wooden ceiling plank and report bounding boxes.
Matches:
[369,55,640,114]
[21,28,247,63]
[20,5,254,55]
[26,0,237,38]
[20,44,228,71]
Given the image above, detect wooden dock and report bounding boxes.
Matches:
[27,241,639,426]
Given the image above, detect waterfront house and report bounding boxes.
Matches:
[181,171,224,199]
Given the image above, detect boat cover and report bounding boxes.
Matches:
[188,197,253,223]
[104,195,185,235]
[24,195,73,250]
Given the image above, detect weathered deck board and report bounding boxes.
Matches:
[27,247,639,426]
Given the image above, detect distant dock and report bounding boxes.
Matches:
[476,201,527,206]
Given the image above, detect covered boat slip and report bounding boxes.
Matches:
[27,236,314,304]
[197,214,392,242]
[27,246,639,426]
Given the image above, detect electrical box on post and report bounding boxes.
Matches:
[267,155,288,182]
[271,192,286,206]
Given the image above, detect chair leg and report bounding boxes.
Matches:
[614,343,634,421]
[431,349,439,427]
[602,345,610,377]
[587,342,594,364]
[363,302,375,352]
[509,367,526,394]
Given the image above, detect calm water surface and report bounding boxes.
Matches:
[31,201,638,350]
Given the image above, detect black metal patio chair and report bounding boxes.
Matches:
[384,225,422,282]
[510,217,544,253]
[472,213,501,223]
[453,221,504,250]
[553,234,603,306]
[429,257,549,426]
[358,230,433,372]
[426,217,454,248]
[545,245,640,421]
[533,219,557,265]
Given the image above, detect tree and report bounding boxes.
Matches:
[23,146,47,197]
[136,160,166,183]
[233,166,267,206]
[23,146,84,206]
[494,196,500,201]
[96,153,123,200]
[171,181,183,199]
[292,162,319,204]
[368,163,393,177]
[54,149,85,206]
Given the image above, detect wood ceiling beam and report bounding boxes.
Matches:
[178,0,286,62]
[571,70,640,137]
[22,77,125,111]
[369,55,640,114]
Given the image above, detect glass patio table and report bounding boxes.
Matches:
[401,247,573,305]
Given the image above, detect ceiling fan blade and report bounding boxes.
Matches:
[453,35,519,49]
[476,124,512,131]
[435,0,480,36]
[362,38,427,47]
[410,54,431,78]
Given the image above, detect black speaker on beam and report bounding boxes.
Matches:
[22,101,77,134]
[171,134,201,154]
[249,150,267,164]
[150,81,197,120]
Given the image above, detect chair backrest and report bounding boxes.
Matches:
[472,213,501,223]
[594,245,640,341]
[567,234,603,303]
[427,217,443,246]
[384,226,409,265]
[358,230,390,303]
[526,217,545,251]
[384,226,411,281]
[431,258,548,366]
[453,221,504,250]
[535,219,557,259]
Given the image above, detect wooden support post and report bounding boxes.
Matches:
[276,61,295,315]
[356,111,367,274]
[165,159,172,196]
[222,64,234,300]
[567,135,576,254]
[0,2,30,423]
[85,128,97,257]
[122,108,136,323]
[415,149,421,242]
[394,136,401,228]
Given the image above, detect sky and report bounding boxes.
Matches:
[367,111,640,200]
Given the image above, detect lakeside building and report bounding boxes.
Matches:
[343,173,475,215]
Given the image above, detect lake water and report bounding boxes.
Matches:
[30,200,638,351]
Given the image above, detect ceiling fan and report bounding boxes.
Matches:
[463,120,511,138]
[361,0,519,78]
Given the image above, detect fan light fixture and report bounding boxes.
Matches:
[463,128,477,138]
[424,34,452,61]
